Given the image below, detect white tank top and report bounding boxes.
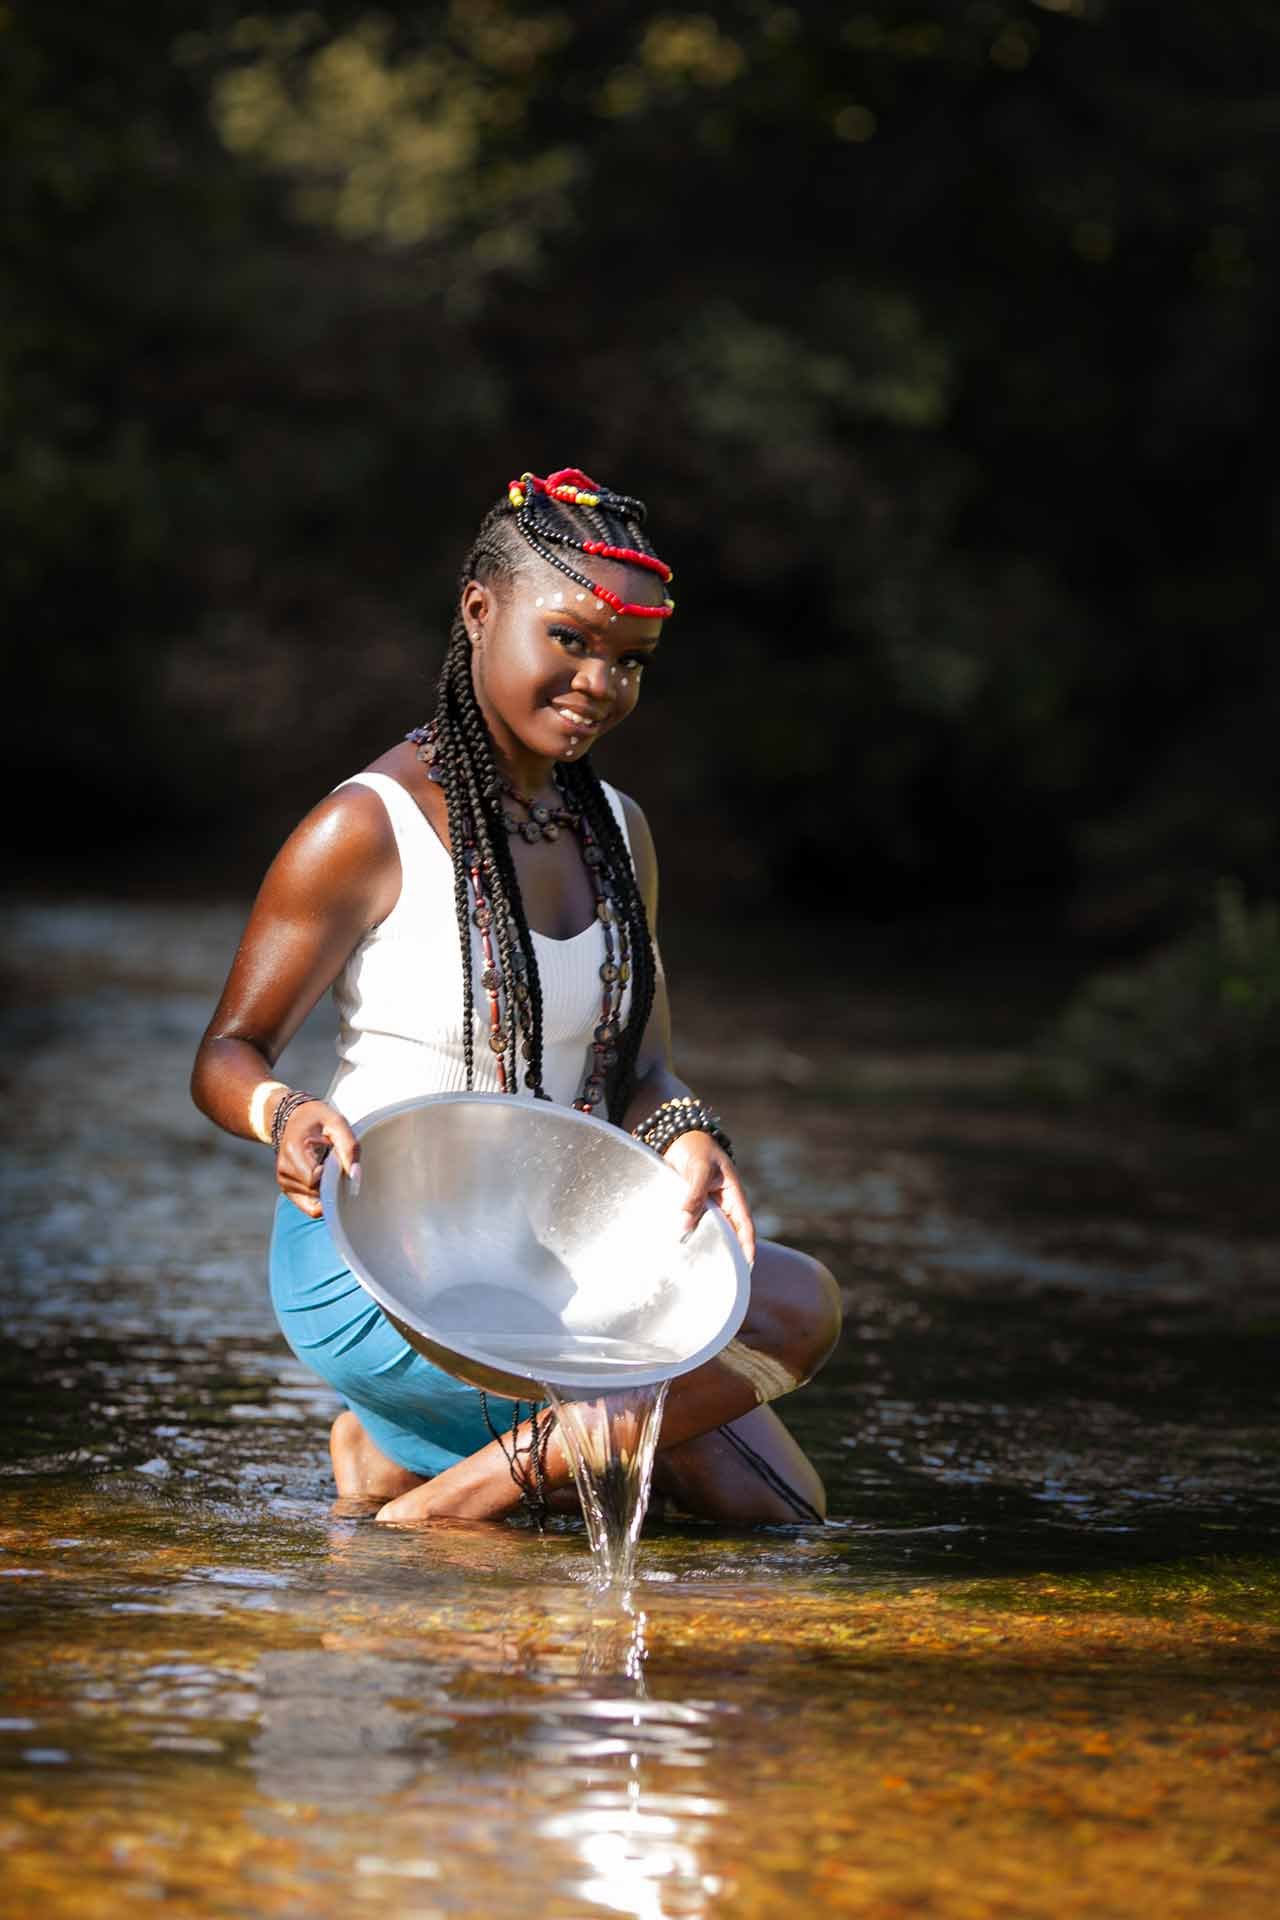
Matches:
[324,771,636,1124]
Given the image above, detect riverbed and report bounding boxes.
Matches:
[3,901,1278,1917]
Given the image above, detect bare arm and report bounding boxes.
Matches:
[190,783,400,1214]
[617,792,755,1263]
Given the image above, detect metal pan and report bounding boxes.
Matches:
[317,1092,751,1397]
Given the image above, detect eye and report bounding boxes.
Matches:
[548,624,589,654]
[621,653,651,672]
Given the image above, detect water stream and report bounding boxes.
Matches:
[543,1382,670,1591]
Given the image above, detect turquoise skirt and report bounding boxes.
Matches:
[268,1194,519,1478]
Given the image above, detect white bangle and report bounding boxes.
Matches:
[249,1080,288,1145]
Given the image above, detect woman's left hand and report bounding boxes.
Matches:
[662,1130,756,1267]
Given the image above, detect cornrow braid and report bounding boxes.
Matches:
[506,469,676,622]
[421,471,667,1124]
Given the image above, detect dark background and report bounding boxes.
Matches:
[5,0,1275,950]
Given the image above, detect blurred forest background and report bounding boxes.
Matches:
[4,0,1277,1089]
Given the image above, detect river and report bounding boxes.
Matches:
[3,900,1278,1917]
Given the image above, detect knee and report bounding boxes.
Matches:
[794,1254,842,1382]
[754,1248,842,1388]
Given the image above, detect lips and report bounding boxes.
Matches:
[551,703,605,734]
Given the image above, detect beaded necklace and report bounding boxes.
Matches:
[406,722,630,1116]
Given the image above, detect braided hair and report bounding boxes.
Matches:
[424,471,669,1123]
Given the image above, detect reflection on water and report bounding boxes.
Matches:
[3,902,1280,1916]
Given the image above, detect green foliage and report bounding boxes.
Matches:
[2,0,1277,911]
[1036,884,1280,1127]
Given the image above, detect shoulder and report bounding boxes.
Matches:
[291,778,397,862]
[263,773,401,925]
[292,741,443,862]
[610,787,658,920]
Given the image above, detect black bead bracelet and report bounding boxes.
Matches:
[632,1095,733,1161]
[270,1088,319,1154]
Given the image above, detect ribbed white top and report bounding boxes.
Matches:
[324,771,635,1124]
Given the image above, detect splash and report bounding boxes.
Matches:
[542,1381,670,1591]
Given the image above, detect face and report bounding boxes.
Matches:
[463,556,665,769]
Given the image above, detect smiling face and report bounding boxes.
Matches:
[462,555,664,775]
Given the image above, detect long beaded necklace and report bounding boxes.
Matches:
[406,722,630,1115]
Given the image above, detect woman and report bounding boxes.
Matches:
[191,468,841,1525]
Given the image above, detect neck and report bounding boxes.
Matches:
[490,734,558,797]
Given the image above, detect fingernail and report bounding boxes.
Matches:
[679,1228,693,1245]
[349,1163,362,1194]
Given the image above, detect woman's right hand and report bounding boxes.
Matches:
[276,1099,361,1217]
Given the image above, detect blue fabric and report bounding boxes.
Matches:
[268,1194,519,1478]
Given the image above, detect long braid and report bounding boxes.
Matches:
[435,653,477,1088]
[559,754,657,1121]
[447,596,548,1096]
[426,521,538,1092]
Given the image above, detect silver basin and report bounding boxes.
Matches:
[317,1093,751,1398]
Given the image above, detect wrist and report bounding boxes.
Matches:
[632,1095,733,1161]
[269,1088,321,1154]
[248,1079,288,1145]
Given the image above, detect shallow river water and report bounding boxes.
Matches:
[3,901,1279,1918]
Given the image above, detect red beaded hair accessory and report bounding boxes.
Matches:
[505,468,675,620]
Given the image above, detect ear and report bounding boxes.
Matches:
[460,579,491,648]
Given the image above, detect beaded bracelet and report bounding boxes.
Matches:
[632,1095,733,1161]
[270,1088,320,1154]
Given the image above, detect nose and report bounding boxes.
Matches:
[572,655,614,703]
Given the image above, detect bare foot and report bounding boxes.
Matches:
[329,1410,423,1501]
[375,1460,514,1522]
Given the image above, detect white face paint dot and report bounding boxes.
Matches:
[594,600,605,611]
[552,590,565,606]
[576,592,587,602]
[534,596,544,607]
[620,675,630,690]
